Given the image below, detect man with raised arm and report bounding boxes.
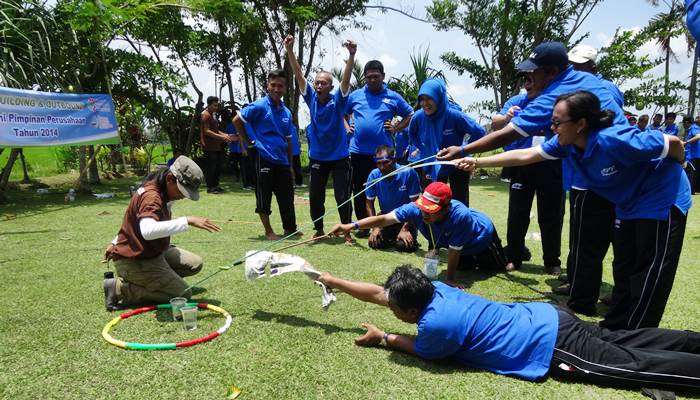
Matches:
[283,35,355,244]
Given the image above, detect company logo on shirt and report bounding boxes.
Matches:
[600,165,618,177]
[443,129,455,136]
[382,98,391,104]
[282,118,290,124]
[311,163,321,170]
[260,167,270,174]
[511,182,523,190]
[399,184,407,191]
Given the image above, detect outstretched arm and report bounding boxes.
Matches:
[340,40,356,96]
[318,272,388,306]
[437,126,522,160]
[453,146,546,171]
[668,135,685,163]
[283,35,307,93]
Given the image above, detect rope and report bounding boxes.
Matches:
[182,154,439,292]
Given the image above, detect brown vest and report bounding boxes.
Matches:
[111,182,171,260]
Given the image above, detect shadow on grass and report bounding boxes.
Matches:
[388,351,471,375]
[252,310,365,335]
[437,268,501,290]
[0,229,60,236]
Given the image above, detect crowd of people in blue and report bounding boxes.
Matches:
[104,4,700,396]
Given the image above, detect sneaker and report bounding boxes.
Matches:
[545,265,562,276]
[103,278,120,311]
[207,188,221,194]
[552,283,570,295]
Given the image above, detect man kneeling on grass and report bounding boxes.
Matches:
[317,266,700,393]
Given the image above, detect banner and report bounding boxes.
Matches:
[0,86,120,147]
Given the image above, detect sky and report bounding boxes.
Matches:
[189,0,695,126]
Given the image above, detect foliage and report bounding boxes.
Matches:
[387,48,447,109]
[330,59,365,93]
[597,28,662,85]
[426,0,602,114]
[53,146,81,173]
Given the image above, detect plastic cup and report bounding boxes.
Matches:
[169,297,187,321]
[180,306,198,331]
[424,255,439,280]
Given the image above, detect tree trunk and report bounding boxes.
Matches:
[185,96,204,155]
[19,149,30,183]
[218,18,236,108]
[78,146,91,193]
[0,148,20,203]
[87,145,100,184]
[688,45,698,117]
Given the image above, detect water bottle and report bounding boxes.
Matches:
[423,253,439,280]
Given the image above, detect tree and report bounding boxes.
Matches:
[386,48,448,110]
[426,0,602,111]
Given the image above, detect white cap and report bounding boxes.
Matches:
[568,44,598,64]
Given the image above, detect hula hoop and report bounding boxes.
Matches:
[102,303,232,350]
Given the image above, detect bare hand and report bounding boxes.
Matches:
[318,271,333,286]
[444,279,466,290]
[368,228,382,247]
[329,223,352,237]
[383,120,398,134]
[187,216,222,233]
[354,323,384,347]
[346,123,355,135]
[397,229,414,248]
[103,244,115,262]
[506,105,521,120]
[229,134,239,142]
[436,145,463,161]
[453,157,477,172]
[283,35,294,52]
[343,39,357,55]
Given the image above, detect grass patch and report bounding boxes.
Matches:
[1,174,698,399]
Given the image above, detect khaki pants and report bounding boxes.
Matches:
[114,246,203,305]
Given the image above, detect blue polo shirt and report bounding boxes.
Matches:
[345,84,413,155]
[597,74,624,108]
[510,66,628,191]
[498,94,533,151]
[365,165,421,214]
[394,130,409,159]
[409,108,485,179]
[290,124,301,156]
[239,96,293,166]
[225,121,240,153]
[415,282,558,381]
[391,200,494,255]
[538,127,692,220]
[689,0,700,41]
[662,123,679,136]
[302,82,349,161]
[686,124,700,159]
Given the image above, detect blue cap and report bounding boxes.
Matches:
[516,42,569,72]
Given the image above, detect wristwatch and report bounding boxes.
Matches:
[380,332,389,346]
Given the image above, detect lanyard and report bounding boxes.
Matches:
[427,222,444,251]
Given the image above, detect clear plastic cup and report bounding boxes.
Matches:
[180,306,198,331]
[424,254,439,280]
[169,297,187,321]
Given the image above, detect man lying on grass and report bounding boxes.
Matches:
[317,266,700,393]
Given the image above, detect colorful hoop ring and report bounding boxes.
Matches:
[102,303,232,350]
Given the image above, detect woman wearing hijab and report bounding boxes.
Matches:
[408,79,485,206]
[452,90,691,331]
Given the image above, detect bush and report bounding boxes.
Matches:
[53,146,80,172]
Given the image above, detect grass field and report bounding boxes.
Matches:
[1,171,699,399]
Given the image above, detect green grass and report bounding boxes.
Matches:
[1,174,699,399]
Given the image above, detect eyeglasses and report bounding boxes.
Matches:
[551,119,574,128]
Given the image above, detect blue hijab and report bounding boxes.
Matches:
[416,79,449,180]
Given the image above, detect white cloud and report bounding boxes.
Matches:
[377,53,399,69]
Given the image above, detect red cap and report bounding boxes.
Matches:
[415,182,452,214]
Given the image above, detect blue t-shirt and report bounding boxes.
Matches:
[365,165,421,214]
[409,108,485,179]
[662,123,679,136]
[498,94,533,151]
[302,82,349,161]
[597,74,624,108]
[414,282,558,381]
[345,84,413,155]
[240,96,293,166]
[510,66,629,191]
[686,124,700,159]
[392,200,494,255]
[394,129,409,159]
[689,0,700,42]
[538,127,692,220]
[290,124,301,156]
[225,122,240,153]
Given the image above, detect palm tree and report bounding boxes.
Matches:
[387,48,448,110]
[330,58,365,92]
[646,0,688,114]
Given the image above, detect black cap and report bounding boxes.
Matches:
[516,42,569,72]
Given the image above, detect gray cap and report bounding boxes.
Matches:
[169,156,203,201]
